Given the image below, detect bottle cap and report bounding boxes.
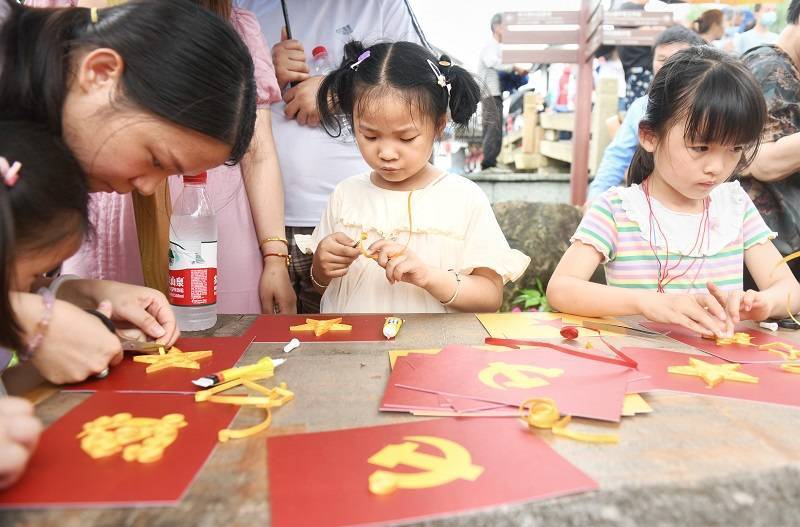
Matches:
[312,46,328,58]
[183,172,207,184]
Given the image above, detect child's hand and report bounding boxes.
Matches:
[0,397,42,489]
[369,240,430,288]
[707,282,774,329]
[313,232,361,285]
[637,291,728,338]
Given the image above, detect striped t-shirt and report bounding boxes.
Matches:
[573,182,775,293]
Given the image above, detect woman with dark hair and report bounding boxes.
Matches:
[39,0,298,317]
[0,0,258,383]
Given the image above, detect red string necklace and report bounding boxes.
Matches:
[642,179,710,293]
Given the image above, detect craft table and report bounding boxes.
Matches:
[2,314,800,526]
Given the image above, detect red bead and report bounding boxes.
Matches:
[560,326,579,340]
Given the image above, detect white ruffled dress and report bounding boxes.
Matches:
[296,172,531,313]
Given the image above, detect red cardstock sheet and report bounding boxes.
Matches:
[381,358,510,414]
[623,346,800,407]
[244,314,388,343]
[642,322,800,364]
[268,417,597,527]
[392,345,640,422]
[0,392,238,509]
[63,336,253,394]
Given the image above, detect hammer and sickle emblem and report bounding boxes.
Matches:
[478,361,564,390]
[367,435,484,495]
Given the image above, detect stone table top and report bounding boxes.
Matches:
[2,313,800,527]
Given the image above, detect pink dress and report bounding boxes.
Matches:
[60,8,282,314]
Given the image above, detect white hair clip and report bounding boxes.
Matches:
[427,59,451,95]
[350,50,371,71]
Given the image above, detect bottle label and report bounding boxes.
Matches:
[168,240,218,306]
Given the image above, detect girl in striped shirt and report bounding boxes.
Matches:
[548,47,800,338]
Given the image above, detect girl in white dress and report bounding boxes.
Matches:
[297,41,530,313]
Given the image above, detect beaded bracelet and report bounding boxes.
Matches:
[24,288,55,360]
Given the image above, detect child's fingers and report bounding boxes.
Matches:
[742,289,758,312]
[321,253,357,266]
[695,294,727,322]
[672,312,714,338]
[721,290,743,324]
[326,268,349,279]
[683,300,725,337]
[706,281,727,306]
[384,254,408,284]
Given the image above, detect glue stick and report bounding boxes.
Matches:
[383,317,403,339]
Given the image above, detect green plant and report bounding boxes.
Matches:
[511,278,551,312]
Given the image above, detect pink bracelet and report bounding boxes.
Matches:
[24,288,55,360]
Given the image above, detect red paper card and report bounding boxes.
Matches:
[642,322,800,363]
[0,392,238,508]
[623,346,800,407]
[381,358,510,414]
[63,336,253,394]
[244,314,388,343]
[268,417,597,527]
[395,345,638,422]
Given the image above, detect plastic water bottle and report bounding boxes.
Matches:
[312,45,353,141]
[311,45,333,75]
[168,172,217,331]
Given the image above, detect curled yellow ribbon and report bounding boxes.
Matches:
[781,363,800,374]
[519,398,618,444]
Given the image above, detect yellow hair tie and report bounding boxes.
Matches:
[90,7,98,23]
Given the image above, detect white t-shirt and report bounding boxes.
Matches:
[477,37,502,97]
[235,0,422,227]
[735,29,778,55]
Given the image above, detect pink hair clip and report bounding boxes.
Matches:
[350,50,371,71]
[0,157,21,188]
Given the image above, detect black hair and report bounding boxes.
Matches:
[0,0,256,166]
[317,41,481,139]
[656,24,706,49]
[788,0,800,25]
[628,46,766,186]
[754,4,763,13]
[0,121,90,351]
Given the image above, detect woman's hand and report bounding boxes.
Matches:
[0,397,42,489]
[259,259,297,314]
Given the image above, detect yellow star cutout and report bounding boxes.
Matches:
[290,317,352,336]
[133,346,213,373]
[667,357,759,388]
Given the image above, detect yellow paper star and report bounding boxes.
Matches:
[667,357,759,388]
[289,317,352,336]
[133,346,213,373]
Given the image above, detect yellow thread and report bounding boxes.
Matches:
[357,190,414,260]
[781,363,800,374]
[90,7,98,23]
[519,398,618,443]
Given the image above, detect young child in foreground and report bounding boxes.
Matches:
[298,41,530,313]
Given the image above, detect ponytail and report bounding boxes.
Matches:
[317,40,365,138]
[439,54,481,129]
[627,146,655,186]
